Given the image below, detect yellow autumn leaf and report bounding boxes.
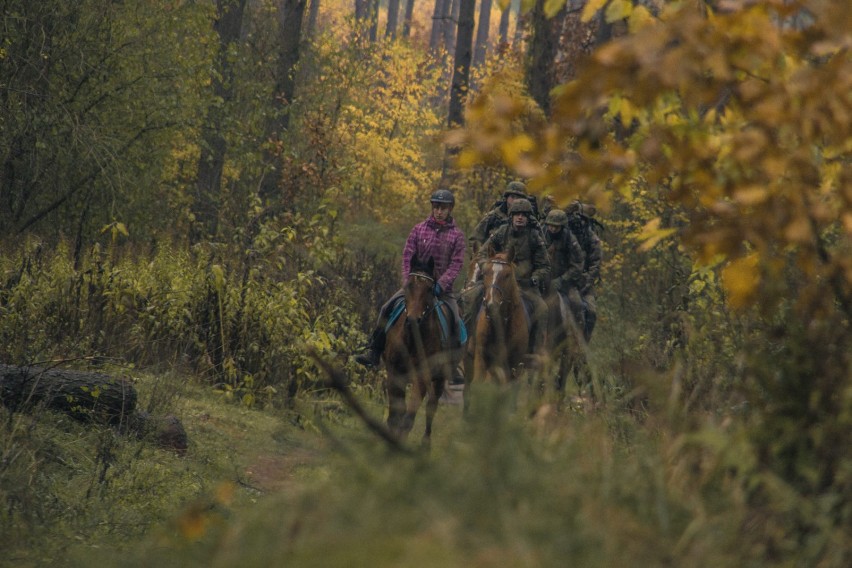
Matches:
[605,0,633,23]
[637,217,677,252]
[500,134,535,165]
[721,253,760,309]
[733,186,770,206]
[619,97,637,125]
[456,148,481,169]
[628,5,654,32]
[582,0,609,23]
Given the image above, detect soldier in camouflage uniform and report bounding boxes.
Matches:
[543,209,585,330]
[468,181,534,257]
[566,201,603,343]
[461,198,551,357]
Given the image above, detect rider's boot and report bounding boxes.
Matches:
[355,328,386,367]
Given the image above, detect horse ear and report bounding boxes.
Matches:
[426,256,435,276]
[485,242,496,258]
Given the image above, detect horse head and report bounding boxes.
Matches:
[405,255,436,325]
[481,251,520,311]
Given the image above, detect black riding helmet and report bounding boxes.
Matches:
[430,189,455,205]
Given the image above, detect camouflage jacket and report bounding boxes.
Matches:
[568,216,602,290]
[469,204,509,250]
[476,223,550,287]
[545,227,585,292]
[470,202,545,251]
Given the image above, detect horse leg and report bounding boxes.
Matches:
[462,340,476,417]
[385,371,407,439]
[422,375,444,450]
[400,374,426,442]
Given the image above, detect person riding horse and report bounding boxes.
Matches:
[461,198,551,360]
[355,189,466,370]
[544,209,585,332]
[566,201,603,343]
[468,181,544,258]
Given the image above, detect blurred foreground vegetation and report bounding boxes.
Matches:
[0,225,849,566]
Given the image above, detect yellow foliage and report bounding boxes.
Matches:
[582,0,609,23]
[605,0,633,24]
[628,5,654,33]
[721,253,760,310]
[457,0,852,310]
[637,217,677,252]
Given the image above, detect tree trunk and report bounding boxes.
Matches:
[402,0,415,38]
[473,0,492,68]
[498,3,509,46]
[429,0,446,53]
[306,0,320,37]
[513,1,525,44]
[526,0,559,115]
[386,0,401,38]
[355,0,368,22]
[447,0,460,54]
[0,364,137,424]
[368,0,380,40]
[447,0,475,129]
[192,0,248,243]
[442,0,476,182]
[259,0,307,199]
[442,0,458,54]
[0,364,188,453]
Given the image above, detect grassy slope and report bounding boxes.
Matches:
[0,372,337,567]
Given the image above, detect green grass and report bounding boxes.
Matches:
[2,367,848,568]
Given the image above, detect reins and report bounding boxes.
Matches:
[483,259,517,322]
[404,272,438,321]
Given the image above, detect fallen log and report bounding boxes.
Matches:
[0,364,188,453]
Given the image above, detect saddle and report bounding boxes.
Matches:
[385,297,467,347]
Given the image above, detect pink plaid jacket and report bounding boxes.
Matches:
[401,216,466,292]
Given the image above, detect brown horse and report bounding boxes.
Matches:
[544,289,582,394]
[382,256,451,447]
[465,251,529,399]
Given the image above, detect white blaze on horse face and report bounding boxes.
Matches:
[485,262,505,305]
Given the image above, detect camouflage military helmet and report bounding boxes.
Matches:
[430,188,455,205]
[508,198,533,216]
[545,209,569,226]
[566,200,597,217]
[503,181,528,199]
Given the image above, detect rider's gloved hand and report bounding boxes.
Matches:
[433,283,443,297]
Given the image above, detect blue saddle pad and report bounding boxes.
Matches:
[384,298,466,346]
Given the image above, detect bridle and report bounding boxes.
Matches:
[483,259,515,319]
[405,272,437,322]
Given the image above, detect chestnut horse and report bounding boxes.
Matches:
[465,251,529,402]
[382,256,452,447]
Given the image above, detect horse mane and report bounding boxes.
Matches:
[409,255,435,277]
